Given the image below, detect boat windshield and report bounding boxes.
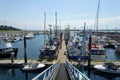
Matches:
[104,62,119,70]
[91,50,105,55]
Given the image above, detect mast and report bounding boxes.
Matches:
[88,33,91,78]
[81,22,86,60]
[49,24,52,46]
[95,0,100,36]
[44,12,46,45]
[55,12,57,37]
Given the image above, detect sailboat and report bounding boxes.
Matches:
[90,0,106,60]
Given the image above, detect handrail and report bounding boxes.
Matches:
[66,61,90,80]
[32,61,60,80]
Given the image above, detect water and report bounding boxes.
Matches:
[12,35,45,59]
[105,48,120,60]
[0,34,120,80]
[90,70,120,80]
[0,67,39,80]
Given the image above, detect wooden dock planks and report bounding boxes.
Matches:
[57,38,67,63]
[55,34,69,80]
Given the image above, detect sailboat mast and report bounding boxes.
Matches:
[55,12,57,37]
[82,22,86,58]
[44,12,46,45]
[96,0,100,36]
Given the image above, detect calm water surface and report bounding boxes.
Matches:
[12,35,45,59]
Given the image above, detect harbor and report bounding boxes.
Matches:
[0,0,120,79]
[0,31,120,80]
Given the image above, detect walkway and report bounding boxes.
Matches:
[55,35,69,80]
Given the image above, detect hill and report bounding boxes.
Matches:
[0,25,21,30]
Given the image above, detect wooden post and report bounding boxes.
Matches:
[11,52,14,64]
[24,36,27,63]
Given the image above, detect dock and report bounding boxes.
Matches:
[0,59,38,68]
[71,60,120,69]
[55,35,69,80]
[0,58,55,68]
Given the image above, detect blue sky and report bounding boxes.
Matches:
[0,0,120,30]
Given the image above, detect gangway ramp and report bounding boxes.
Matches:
[55,63,69,80]
[32,34,90,80]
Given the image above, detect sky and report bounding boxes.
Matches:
[0,0,120,30]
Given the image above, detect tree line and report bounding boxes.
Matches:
[0,25,21,30]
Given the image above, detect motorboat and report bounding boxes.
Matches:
[0,36,18,58]
[93,62,120,74]
[22,63,45,71]
[25,33,35,39]
[39,26,60,59]
[40,45,58,59]
[86,43,106,60]
[11,36,21,42]
[91,45,106,60]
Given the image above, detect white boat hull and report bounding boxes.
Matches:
[94,65,120,74]
[22,63,45,71]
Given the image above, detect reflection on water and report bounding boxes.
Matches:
[0,67,39,80]
[25,72,28,80]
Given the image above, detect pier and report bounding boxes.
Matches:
[55,35,69,80]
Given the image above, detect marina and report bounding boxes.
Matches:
[0,0,120,79]
[0,32,119,80]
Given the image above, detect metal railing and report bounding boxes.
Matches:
[32,61,60,80]
[66,61,90,80]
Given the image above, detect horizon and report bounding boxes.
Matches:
[0,0,120,30]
